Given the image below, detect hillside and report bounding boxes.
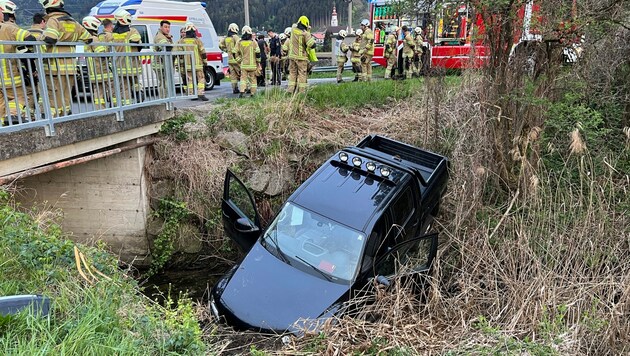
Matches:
[16,0,368,33]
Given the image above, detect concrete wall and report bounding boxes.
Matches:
[16,144,152,266]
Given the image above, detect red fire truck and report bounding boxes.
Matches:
[368,0,578,72]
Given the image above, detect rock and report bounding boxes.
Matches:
[151,180,175,202]
[175,103,216,120]
[249,167,271,193]
[177,223,203,254]
[215,131,251,158]
[182,121,207,136]
[248,164,293,197]
[147,160,171,179]
[146,215,164,236]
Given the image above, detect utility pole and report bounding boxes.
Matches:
[345,0,353,33]
[244,0,250,27]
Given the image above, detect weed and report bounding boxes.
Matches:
[160,113,196,141]
[149,198,190,275]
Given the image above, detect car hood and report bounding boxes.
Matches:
[217,241,351,332]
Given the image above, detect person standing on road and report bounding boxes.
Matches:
[176,22,208,101]
[0,0,37,125]
[39,0,92,117]
[111,9,141,105]
[349,29,363,82]
[412,26,424,77]
[287,16,315,94]
[256,34,268,87]
[384,26,399,80]
[153,20,174,98]
[233,25,260,98]
[358,19,374,82]
[335,30,349,83]
[82,16,111,110]
[268,29,281,86]
[219,23,241,94]
[401,26,416,80]
[281,27,292,81]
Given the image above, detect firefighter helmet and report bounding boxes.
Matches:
[414,26,422,35]
[338,30,347,38]
[0,0,17,14]
[82,16,101,31]
[392,26,400,33]
[242,25,252,35]
[228,23,239,33]
[360,19,370,27]
[298,16,310,27]
[39,0,63,9]
[114,9,132,26]
[279,33,287,41]
[284,27,292,36]
[185,22,196,32]
[355,29,363,36]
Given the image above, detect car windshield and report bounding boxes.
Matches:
[262,202,366,283]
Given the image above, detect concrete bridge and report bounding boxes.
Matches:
[0,104,173,265]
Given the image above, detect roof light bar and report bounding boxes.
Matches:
[380,167,391,177]
[352,157,362,167]
[366,162,376,172]
[339,152,349,162]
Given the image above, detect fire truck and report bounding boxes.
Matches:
[368,0,579,72]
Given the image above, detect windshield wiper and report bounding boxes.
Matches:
[264,230,290,265]
[294,255,334,282]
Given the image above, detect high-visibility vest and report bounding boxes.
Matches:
[0,22,31,86]
[361,28,375,56]
[176,37,205,71]
[42,11,91,75]
[288,25,315,61]
[219,34,240,65]
[86,33,113,81]
[112,27,142,76]
[233,39,259,71]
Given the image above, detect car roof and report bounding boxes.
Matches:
[291,152,409,231]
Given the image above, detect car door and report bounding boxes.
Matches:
[222,170,262,252]
[373,233,438,279]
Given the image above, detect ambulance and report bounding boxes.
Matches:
[89,0,225,90]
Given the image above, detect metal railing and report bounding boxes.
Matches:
[0,41,198,136]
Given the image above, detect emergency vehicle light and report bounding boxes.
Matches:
[352,157,362,167]
[380,167,391,177]
[339,152,348,163]
[366,162,376,172]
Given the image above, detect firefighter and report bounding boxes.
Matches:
[153,20,173,98]
[25,13,47,117]
[176,22,208,101]
[82,16,111,110]
[349,29,363,82]
[384,26,399,79]
[111,9,141,106]
[0,0,37,125]
[287,16,316,93]
[412,26,424,77]
[232,25,260,98]
[358,19,374,82]
[279,33,288,81]
[335,30,349,83]
[281,27,292,81]
[39,0,91,117]
[28,13,46,38]
[401,26,416,80]
[219,23,241,94]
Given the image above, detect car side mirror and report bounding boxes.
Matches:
[235,217,258,232]
[375,275,391,287]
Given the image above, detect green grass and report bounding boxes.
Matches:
[308,66,386,79]
[0,191,206,355]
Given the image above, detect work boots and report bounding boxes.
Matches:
[198,94,209,101]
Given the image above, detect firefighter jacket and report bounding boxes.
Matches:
[281,40,288,57]
[0,22,36,87]
[232,38,260,71]
[384,34,397,58]
[288,24,315,62]
[219,33,240,65]
[336,40,349,64]
[412,33,424,56]
[154,30,173,51]
[27,25,44,40]
[176,36,206,71]
[350,39,362,64]
[402,32,416,58]
[112,24,142,76]
[86,33,112,81]
[42,10,92,75]
[360,28,374,56]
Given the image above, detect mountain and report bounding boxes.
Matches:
[15,0,368,33]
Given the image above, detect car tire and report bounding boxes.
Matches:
[204,67,215,91]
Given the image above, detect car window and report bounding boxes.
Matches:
[263,203,366,283]
[196,28,214,49]
[227,174,257,224]
[391,186,414,226]
[374,235,434,277]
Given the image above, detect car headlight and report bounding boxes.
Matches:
[209,297,219,320]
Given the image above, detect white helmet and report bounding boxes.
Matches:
[355,29,363,36]
[414,26,423,34]
[338,30,347,38]
[392,26,400,33]
[360,19,370,27]
[284,27,292,36]
[242,25,252,35]
[228,23,239,33]
[39,0,63,9]
[82,16,101,31]
[185,22,196,32]
[0,0,17,14]
[279,33,287,41]
[114,9,132,25]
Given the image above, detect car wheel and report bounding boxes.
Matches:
[204,67,215,91]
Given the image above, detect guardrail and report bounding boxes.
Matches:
[0,41,198,136]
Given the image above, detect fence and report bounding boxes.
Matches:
[0,41,198,136]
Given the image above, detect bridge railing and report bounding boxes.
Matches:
[0,42,198,136]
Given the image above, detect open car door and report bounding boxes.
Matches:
[222,170,262,252]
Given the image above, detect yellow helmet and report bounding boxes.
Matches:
[298,16,310,27]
